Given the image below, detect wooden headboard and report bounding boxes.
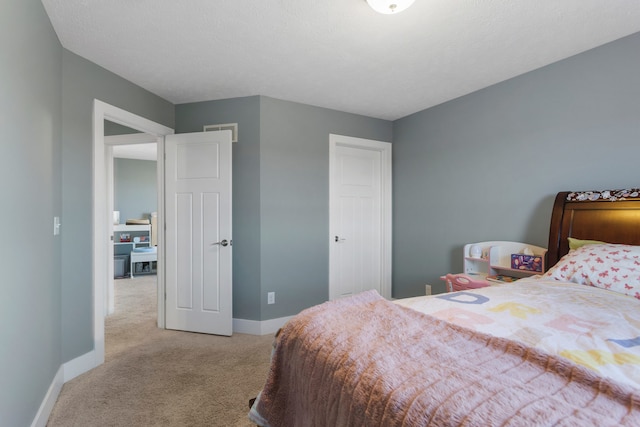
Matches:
[547,189,640,268]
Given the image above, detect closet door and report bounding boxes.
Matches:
[329,134,392,300]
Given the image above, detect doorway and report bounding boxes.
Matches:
[329,134,392,300]
[106,127,159,315]
[92,100,173,366]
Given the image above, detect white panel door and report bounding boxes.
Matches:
[329,135,392,300]
[165,130,232,335]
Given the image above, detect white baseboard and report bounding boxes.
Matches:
[63,350,97,382]
[32,350,97,427]
[233,315,293,336]
[30,366,63,427]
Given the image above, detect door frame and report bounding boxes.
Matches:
[92,100,173,366]
[329,134,392,300]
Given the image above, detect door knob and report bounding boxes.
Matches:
[212,239,229,247]
[334,236,346,243]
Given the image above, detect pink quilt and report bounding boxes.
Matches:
[250,290,640,426]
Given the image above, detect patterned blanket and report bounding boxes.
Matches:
[249,290,640,426]
[397,278,640,390]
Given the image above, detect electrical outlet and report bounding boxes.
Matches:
[425,284,432,296]
[267,292,275,305]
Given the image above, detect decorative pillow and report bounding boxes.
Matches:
[567,237,606,250]
[543,243,640,298]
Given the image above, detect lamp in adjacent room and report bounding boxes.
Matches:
[366,0,415,14]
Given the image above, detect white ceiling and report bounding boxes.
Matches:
[42,0,640,120]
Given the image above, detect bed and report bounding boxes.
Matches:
[249,189,640,426]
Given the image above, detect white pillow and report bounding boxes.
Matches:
[543,243,640,298]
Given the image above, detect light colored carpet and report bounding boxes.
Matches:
[47,275,273,426]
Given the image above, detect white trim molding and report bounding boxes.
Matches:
[93,100,174,368]
[233,316,294,336]
[30,367,64,427]
[63,350,98,382]
[31,349,98,427]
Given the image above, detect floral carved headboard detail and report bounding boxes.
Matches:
[566,189,640,202]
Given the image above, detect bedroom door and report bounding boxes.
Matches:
[164,130,233,336]
[329,134,392,300]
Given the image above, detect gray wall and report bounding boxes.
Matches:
[114,158,157,221]
[393,31,640,297]
[259,97,392,319]
[105,120,142,136]
[175,96,392,320]
[0,4,173,421]
[61,50,174,361]
[0,0,62,425]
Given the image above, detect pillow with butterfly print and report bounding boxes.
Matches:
[542,243,640,299]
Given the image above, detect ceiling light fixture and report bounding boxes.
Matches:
[366,0,415,14]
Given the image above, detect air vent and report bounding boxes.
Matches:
[203,123,238,142]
